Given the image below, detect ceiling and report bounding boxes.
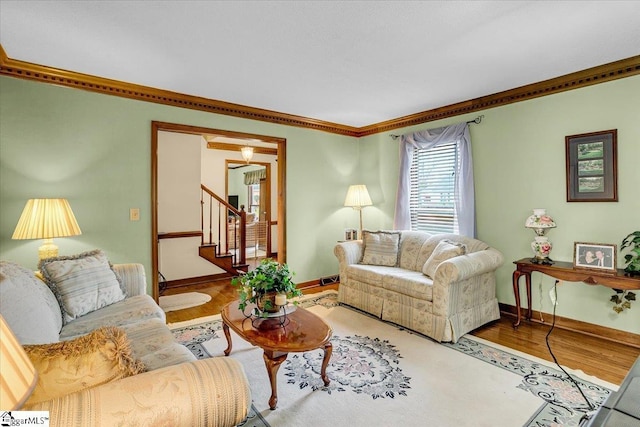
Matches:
[1,1,639,128]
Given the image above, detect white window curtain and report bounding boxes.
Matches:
[393,122,476,237]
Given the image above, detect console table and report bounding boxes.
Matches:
[512,258,640,328]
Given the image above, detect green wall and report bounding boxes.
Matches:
[0,76,357,286]
[360,75,640,335]
[2,74,638,335]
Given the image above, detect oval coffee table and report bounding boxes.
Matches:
[221,300,333,410]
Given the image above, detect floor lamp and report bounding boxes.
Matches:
[344,185,372,239]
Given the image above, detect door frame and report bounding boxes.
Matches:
[151,121,287,302]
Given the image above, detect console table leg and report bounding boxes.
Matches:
[512,270,523,328]
[525,273,532,321]
[320,341,333,386]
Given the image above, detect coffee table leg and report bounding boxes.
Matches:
[263,351,288,410]
[321,342,332,386]
[222,322,232,356]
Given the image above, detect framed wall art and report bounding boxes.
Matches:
[573,242,617,272]
[565,129,617,202]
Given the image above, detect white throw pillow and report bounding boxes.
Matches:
[360,230,401,267]
[422,239,467,278]
[39,249,126,324]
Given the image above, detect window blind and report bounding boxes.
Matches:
[409,141,459,234]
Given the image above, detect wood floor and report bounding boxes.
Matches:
[163,280,639,385]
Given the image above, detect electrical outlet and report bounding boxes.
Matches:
[130,208,140,221]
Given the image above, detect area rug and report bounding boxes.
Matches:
[159,292,211,312]
[170,291,615,427]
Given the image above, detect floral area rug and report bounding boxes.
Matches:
[170,291,613,427]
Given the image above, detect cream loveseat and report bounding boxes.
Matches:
[335,231,504,343]
[0,252,250,427]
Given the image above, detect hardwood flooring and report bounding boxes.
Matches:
[163,280,639,385]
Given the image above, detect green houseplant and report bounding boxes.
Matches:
[231,258,302,317]
[621,231,640,276]
[609,231,640,313]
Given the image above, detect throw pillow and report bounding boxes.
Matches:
[361,230,401,267]
[39,249,127,324]
[422,239,467,278]
[23,326,146,406]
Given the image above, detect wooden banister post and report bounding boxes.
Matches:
[239,205,247,266]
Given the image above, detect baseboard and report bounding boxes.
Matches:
[499,302,640,349]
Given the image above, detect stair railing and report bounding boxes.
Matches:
[200,184,246,267]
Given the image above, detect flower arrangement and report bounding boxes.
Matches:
[231,258,302,317]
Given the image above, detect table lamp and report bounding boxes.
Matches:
[524,208,556,264]
[344,185,372,239]
[12,198,82,260]
[0,315,38,410]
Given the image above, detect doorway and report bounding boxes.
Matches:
[151,121,287,302]
[226,160,273,259]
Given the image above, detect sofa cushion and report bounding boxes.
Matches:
[361,230,401,267]
[382,270,434,301]
[0,261,62,344]
[398,231,433,271]
[24,326,145,406]
[118,317,196,370]
[346,264,398,287]
[422,239,467,278]
[60,294,165,340]
[39,250,127,324]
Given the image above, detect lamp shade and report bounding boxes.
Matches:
[524,208,556,230]
[0,315,38,410]
[12,198,82,240]
[344,185,372,208]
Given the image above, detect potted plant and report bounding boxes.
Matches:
[231,258,302,317]
[621,231,640,276]
[609,232,640,313]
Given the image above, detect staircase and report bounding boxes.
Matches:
[199,184,249,275]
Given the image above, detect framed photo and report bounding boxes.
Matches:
[573,242,617,272]
[565,129,617,202]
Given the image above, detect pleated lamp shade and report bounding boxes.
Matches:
[12,198,82,260]
[0,315,38,410]
[344,185,372,209]
[344,185,373,238]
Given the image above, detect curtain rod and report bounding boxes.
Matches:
[389,115,484,140]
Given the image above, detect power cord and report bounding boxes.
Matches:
[538,279,545,322]
[546,280,596,415]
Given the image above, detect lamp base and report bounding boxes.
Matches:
[530,257,554,265]
[531,236,553,265]
[38,238,59,260]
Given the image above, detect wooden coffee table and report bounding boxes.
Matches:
[221,300,333,410]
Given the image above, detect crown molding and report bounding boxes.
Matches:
[1,44,638,138]
[358,55,640,137]
[0,44,359,137]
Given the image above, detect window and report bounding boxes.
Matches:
[409,141,459,234]
[248,184,260,214]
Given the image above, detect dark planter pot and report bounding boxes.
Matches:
[257,292,282,313]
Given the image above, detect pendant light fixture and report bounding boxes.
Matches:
[241,143,254,163]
